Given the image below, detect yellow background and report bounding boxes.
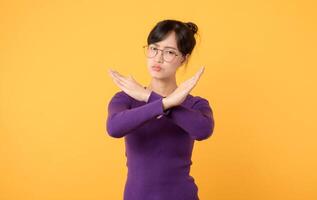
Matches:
[1,0,316,199]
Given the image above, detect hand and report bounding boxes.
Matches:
[108,69,151,102]
[163,66,205,110]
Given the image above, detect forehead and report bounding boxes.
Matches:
[151,32,178,50]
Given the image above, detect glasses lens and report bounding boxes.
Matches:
[143,45,178,62]
[144,46,156,58]
[163,50,176,62]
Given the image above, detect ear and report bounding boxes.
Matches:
[181,54,190,64]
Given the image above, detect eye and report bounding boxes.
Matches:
[167,51,176,55]
[149,46,157,51]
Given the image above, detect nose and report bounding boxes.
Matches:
[154,50,164,63]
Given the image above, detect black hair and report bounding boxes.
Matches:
[147,19,199,65]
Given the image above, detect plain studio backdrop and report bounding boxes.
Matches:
[0,0,316,199]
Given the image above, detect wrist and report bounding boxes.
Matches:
[144,90,151,102]
[162,97,172,110]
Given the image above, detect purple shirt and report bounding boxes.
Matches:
[106,90,215,200]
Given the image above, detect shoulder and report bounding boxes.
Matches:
[188,94,209,103]
[112,90,128,98]
[110,90,133,103]
[187,94,212,109]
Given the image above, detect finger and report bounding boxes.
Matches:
[108,69,115,77]
[109,71,127,86]
[109,70,116,79]
[200,66,205,72]
[111,75,127,89]
[112,70,127,79]
[128,75,143,86]
[199,67,204,76]
[114,75,129,88]
[128,75,134,80]
[185,67,204,88]
[110,76,122,89]
[113,71,143,89]
[111,76,134,97]
[187,67,203,82]
[199,66,205,77]
[111,71,144,91]
[110,74,130,89]
[181,78,195,89]
[112,70,136,84]
[193,66,204,82]
[111,71,131,85]
[129,75,136,81]
[111,70,125,79]
[195,66,204,77]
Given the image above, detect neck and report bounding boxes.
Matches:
[146,77,177,97]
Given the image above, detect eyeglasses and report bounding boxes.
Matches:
[143,45,181,63]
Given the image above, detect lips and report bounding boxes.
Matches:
[152,65,162,71]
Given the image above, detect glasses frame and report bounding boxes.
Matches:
[142,44,182,63]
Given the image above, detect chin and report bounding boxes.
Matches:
[149,73,164,79]
[148,72,164,79]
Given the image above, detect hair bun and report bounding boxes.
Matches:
[185,22,198,34]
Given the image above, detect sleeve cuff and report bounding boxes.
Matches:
[147,91,171,116]
[147,91,162,102]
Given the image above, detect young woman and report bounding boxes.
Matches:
[106,19,215,200]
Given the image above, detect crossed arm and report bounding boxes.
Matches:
[106,91,214,141]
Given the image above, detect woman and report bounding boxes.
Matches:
[106,19,215,200]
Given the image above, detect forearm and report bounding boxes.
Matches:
[162,97,173,110]
[168,104,214,141]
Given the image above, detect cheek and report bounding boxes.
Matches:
[146,59,153,68]
[174,57,184,65]
[168,60,182,71]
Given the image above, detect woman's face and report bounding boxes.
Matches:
[146,31,188,80]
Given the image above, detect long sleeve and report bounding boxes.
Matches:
[170,98,214,141]
[106,91,165,138]
[147,91,215,141]
[146,91,172,116]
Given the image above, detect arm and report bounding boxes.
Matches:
[169,98,215,141]
[106,91,165,138]
[146,90,172,116]
[148,91,215,141]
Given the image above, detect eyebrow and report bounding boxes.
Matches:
[152,43,178,50]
